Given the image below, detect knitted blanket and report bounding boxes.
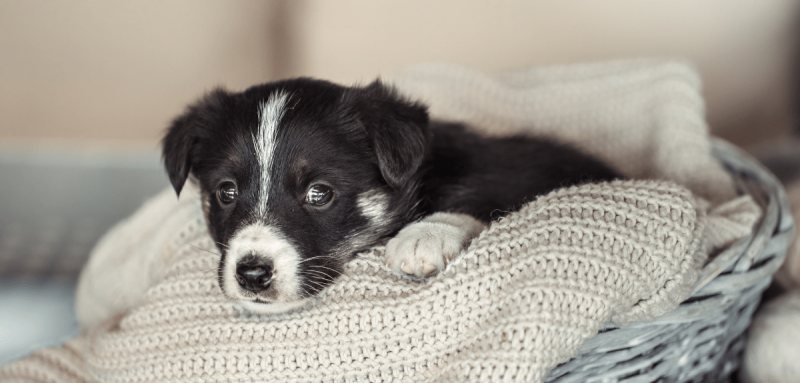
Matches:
[386,61,758,249]
[0,60,760,382]
[1,180,705,383]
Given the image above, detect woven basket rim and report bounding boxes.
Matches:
[546,138,796,383]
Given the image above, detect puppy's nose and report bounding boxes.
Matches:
[235,258,273,293]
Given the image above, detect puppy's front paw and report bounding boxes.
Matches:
[385,221,467,278]
[385,213,487,278]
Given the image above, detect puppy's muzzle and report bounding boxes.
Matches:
[235,255,274,293]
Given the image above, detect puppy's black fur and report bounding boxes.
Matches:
[162,78,620,309]
[422,122,620,221]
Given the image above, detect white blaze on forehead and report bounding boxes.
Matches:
[253,91,290,217]
[222,222,303,306]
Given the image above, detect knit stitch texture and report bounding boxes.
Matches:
[0,60,760,382]
[1,180,705,383]
[386,60,759,249]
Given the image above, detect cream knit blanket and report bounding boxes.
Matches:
[386,61,758,249]
[0,60,760,382]
[1,180,705,383]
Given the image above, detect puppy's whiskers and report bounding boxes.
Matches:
[308,264,341,276]
[303,268,336,283]
[184,242,221,257]
[300,277,327,289]
[298,254,337,265]
[200,266,219,280]
[305,277,328,286]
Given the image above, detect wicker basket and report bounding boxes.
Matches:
[544,139,796,383]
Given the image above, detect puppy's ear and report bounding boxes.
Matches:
[161,89,228,196]
[356,80,430,189]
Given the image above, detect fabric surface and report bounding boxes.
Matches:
[387,61,757,249]
[0,60,761,382]
[1,180,705,382]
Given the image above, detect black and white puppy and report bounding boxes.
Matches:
[162,78,620,314]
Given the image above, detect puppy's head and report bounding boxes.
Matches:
[162,78,429,313]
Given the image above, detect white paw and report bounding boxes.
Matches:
[385,221,468,278]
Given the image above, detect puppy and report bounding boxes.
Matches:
[162,78,620,314]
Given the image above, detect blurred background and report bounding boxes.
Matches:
[0,0,798,365]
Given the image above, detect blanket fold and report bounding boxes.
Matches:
[386,61,758,250]
[1,180,704,383]
[0,60,760,383]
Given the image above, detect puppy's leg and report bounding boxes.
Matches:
[385,212,487,278]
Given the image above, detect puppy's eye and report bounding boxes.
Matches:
[305,185,333,206]
[217,182,237,205]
